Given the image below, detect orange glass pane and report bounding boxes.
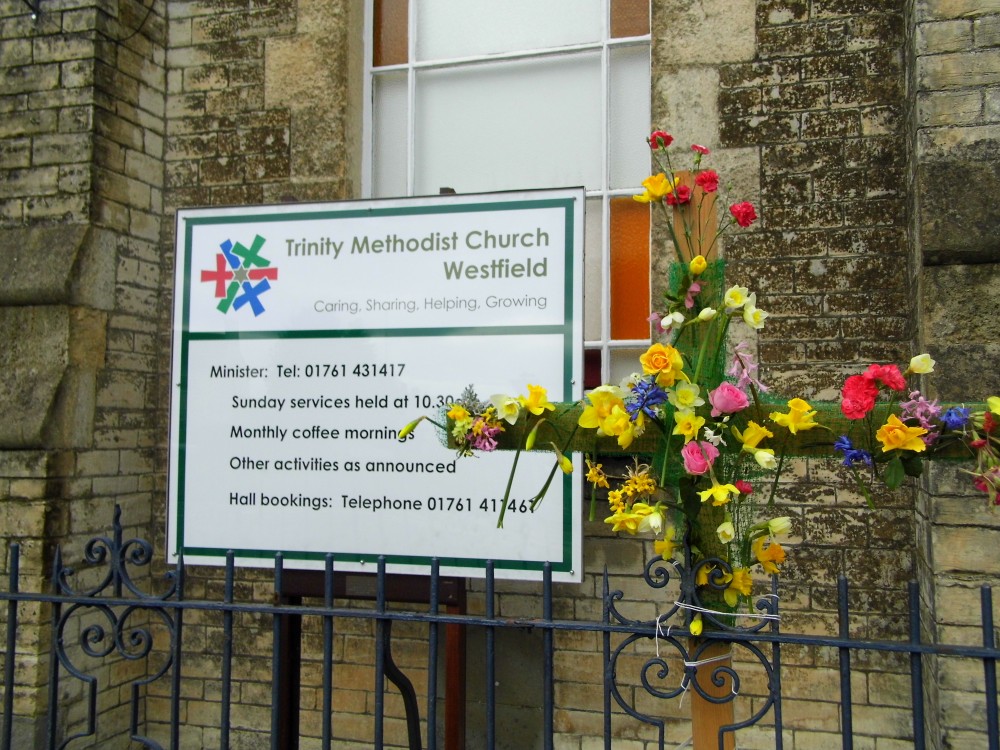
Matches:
[610,197,650,340]
[374,0,408,67]
[611,0,649,38]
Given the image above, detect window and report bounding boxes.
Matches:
[364,0,651,386]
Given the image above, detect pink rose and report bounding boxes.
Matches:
[709,382,750,417]
[694,169,719,193]
[729,201,757,227]
[681,441,720,475]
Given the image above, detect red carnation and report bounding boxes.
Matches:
[666,184,692,206]
[865,363,906,392]
[695,169,720,193]
[691,144,711,155]
[729,201,757,228]
[841,374,879,419]
[734,480,753,495]
[985,412,997,434]
[649,130,673,149]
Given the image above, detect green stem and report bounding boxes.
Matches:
[766,433,789,508]
[497,446,521,529]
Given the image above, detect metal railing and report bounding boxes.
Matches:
[1,508,998,750]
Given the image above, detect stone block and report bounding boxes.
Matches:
[0,225,116,309]
[651,0,755,64]
[932,525,1000,575]
[918,19,974,54]
[0,306,68,448]
[919,48,1000,89]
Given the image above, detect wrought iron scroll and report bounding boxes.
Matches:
[603,545,781,750]
[48,506,179,750]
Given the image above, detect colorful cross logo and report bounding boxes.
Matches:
[199,235,279,316]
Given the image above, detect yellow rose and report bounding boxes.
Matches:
[876,413,928,453]
[639,343,686,387]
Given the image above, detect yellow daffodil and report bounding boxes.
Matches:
[604,502,656,534]
[639,342,687,387]
[742,292,769,329]
[767,516,792,536]
[769,398,820,434]
[689,612,703,636]
[519,384,555,415]
[733,420,773,451]
[632,173,677,203]
[906,353,935,375]
[724,568,754,606]
[397,416,425,441]
[655,525,679,560]
[585,460,609,488]
[988,396,1000,416]
[551,444,574,474]
[752,537,787,575]
[490,394,522,424]
[601,405,644,449]
[578,385,627,429]
[875,413,928,453]
[668,382,704,410]
[672,409,705,444]
[724,285,750,310]
[698,478,740,506]
[447,404,470,422]
[754,449,778,469]
[689,255,708,275]
[716,520,736,543]
[637,508,663,534]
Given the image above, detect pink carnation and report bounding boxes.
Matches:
[729,201,757,228]
[666,184,692,206]
[681,440,720,475]
[708,382,750,418]
[694,169,719,193]
[840,374,879,420]
[865,363,906,392]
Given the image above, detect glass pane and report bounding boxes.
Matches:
[417,0,602,60]
[413,54,602,194]
[583,197,603,341]
[609,197,650,340]
[610,347,646,385]
[610,44,651,189]
[611,0,649,37]
[584,348,602,390]
[373,72,408,198]
[373,0,408,67]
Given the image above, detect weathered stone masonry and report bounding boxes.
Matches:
[1,0,999,747]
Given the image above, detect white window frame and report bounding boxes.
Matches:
[361,1,651,385]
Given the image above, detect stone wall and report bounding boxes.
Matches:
[1,0,998,747]
[0,0,166,745]
[913,1,1000,748]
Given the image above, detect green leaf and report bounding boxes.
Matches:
[680,477,701,523]
[901,452,924,478]
[883,456,905,489]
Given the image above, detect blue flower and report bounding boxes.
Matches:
[834,435,873,467]
[941,407,971,431]
[625,378,669,422]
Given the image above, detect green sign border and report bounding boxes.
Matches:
[172,193,582,575]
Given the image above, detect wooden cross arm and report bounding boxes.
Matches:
[452,402,987,461]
